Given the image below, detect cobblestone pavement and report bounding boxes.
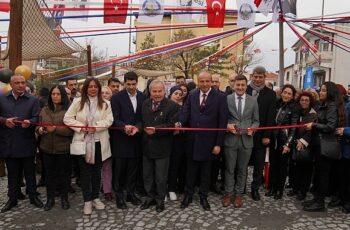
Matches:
[0,170,349,230]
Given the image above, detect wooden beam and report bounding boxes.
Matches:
[9,0,23,71]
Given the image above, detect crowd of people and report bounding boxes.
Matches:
[0,66,350,216]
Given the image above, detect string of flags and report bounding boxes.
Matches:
[0,0,297,28]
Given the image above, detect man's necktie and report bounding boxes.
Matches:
[200,93,207,110]
[237,96,242,118]
[152,101,159,112]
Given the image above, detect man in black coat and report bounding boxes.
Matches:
[0,75,44,213]
[140,80,178,213]
[111,72,146,209]
[179,71,228,211]
[246,66,276,201]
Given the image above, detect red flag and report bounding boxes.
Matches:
[0,2,10,12]
[104,0,128,24]
[254,0,262,7]
[206,0,225,28]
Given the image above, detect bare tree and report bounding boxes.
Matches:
[230,41,264,74]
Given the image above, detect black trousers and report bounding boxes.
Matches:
[251,147,267,191]
[43,153,70,199]
[113,157,138,198]
[185,158,212,198]
[314,154,336,201]
[78,142,102,202]
[210,153,225,189]
[269,145,289,192]
[5,156,37,201]
[341,158,350,203]
[168,151,186,192]
[292,162,313,194]
[143,155,169,202]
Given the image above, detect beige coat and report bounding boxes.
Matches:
[64,97,113,161]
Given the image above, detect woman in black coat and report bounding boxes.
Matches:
[303,81,345,212]
[289,92,317,201]
[266,84,299,200]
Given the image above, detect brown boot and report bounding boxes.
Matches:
[0,160,5,177]
[233,195,242,208]
[222,194,231,207]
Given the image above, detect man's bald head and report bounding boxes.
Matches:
[211,74,221,90]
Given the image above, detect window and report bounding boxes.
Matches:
[323,42,329,51]
[286,72,290,81]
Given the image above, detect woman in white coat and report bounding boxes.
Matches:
[64,78,113,215]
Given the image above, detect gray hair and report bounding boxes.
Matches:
[149,79,165,91]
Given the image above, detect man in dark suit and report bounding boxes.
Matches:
[222,75,259,208]
[179,71,228,211]
[246,66,276,201]
[0,75,44,213]
[141,80,178,212]
[111,72,146,209]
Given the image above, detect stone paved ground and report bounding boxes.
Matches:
[0,169,349,230]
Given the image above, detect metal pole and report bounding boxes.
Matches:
[278,0,284,87]
[128,0,133,54]
[87,45,92,76]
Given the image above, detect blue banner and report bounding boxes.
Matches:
[303,66,313,89]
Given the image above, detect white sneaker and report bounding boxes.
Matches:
[169,192,177,201]
[83,201,92,215]
[92,198,105,210]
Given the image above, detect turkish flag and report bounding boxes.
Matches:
[254,0,262,7]
[104,0,128,24]
[0,2,10,12]
[206,0,226,28]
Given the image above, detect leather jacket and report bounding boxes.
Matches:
[275,99,300,148]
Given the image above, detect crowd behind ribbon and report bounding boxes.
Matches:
[0,66,350,215]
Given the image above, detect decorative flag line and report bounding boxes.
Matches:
[194,22,270,67]
[289,21,350,54]
[54,27,248,79]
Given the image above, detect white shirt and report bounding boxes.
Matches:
[199,88,211,105]
[234,93,246,115]
[128,92,137,113]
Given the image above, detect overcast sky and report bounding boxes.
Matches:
[1,0,350,72]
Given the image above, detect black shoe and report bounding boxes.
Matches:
[140,199,156,210]
[251,190,260,201]
[273,191,283,200]
[156,202,165,213]
[265,189,275,197]
[116,197,127,209]
[44,198,55,211]
[302,199,316,207]
[296,192,306,201]
[200,197,211,211]
[61,197,70,210]
[180,195,192,209]
[287,190,297,197]
[136,189,147,197]
[342,203,350,214]
[126,194,142,206]
[303,201,325,212]
[17,191,26,200]
[328,197,342,208]
[1,200,17,213]
[68,186,76,194]
[30,196,44,208]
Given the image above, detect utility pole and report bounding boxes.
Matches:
[9,0,23,71]
[87,45,92,76]
[278,0,284,87]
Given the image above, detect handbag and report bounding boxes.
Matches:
[292,146,313,163]
[70,141,86,155]
[319,134,341,160]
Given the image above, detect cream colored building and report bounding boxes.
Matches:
[134,13,246,91]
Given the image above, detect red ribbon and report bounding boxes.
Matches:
[0,119,306,132]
